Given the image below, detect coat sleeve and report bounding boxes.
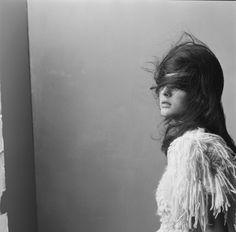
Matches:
[167,130,236,232]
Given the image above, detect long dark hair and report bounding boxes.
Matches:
[151,32,236,155]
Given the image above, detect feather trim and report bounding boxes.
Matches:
[156,128,236,232]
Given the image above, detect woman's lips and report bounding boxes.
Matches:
[161,102,171,108]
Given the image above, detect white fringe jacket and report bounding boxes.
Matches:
[155,128,236,232]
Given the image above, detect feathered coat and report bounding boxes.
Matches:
[155,128,236,232]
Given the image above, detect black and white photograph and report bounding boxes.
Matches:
[0,1,236,232]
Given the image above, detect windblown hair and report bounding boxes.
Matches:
[152,32,236,155]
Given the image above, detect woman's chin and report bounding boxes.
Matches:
[160,109,172,117]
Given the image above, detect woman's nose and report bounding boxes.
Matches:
[160,87,171,97]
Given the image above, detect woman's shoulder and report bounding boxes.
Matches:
[167,127,235,161]
[171,127,224,143]
[162,127,236,232]
[169,127,232,151]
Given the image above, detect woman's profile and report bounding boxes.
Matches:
[151,33,236,232]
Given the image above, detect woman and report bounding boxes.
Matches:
[152,33,236,232]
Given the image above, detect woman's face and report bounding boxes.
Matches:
[159,86,187,118]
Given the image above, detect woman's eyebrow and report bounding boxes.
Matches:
[150,86,157,90]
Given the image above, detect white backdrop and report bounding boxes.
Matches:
[28,1,236,232]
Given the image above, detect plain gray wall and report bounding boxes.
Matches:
[0,0,37,231]
[28,1,236,232]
